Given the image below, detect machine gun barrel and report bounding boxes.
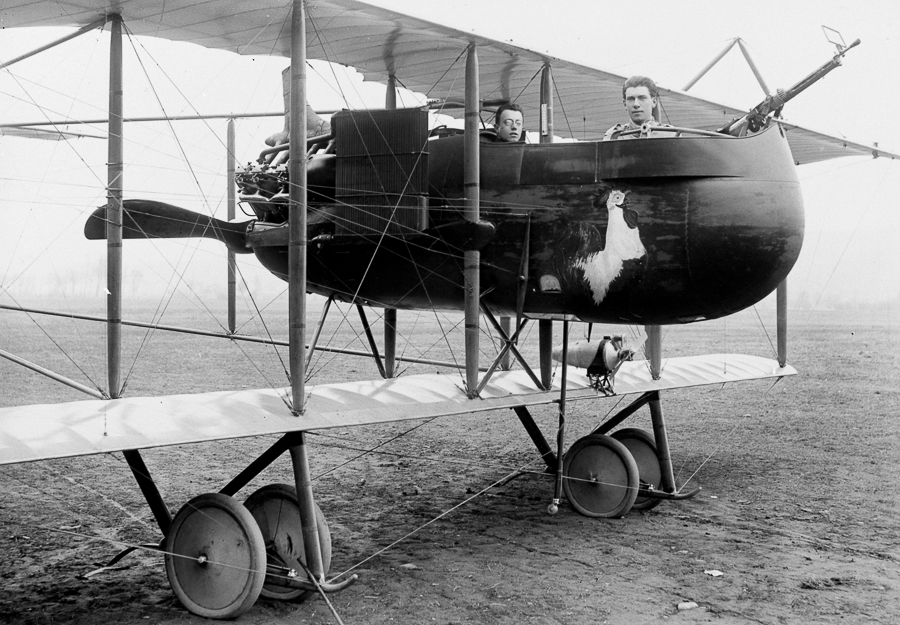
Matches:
[721,38,860,135]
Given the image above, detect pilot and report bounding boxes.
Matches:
[603,75,671,140]
[481,102,526,142]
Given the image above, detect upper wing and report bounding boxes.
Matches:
[0,0,893,163]
[0,354,794,466]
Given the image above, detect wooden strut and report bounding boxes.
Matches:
[0,348,105,399]
[550,320,569,512]
[777,280,788,367]
[538,320,553,389]
[356,304,387,379]
[592,391,700,501]
[463,44,481,397]
[480,214,534,387]
[384,308,397,378]
[0,304,470,373]
[513,388,702,502]
[285,0,346,594]
[227,435,357,594]
[648,394,677,494]
[514,215,532,331]
[93,2,351,607]
[307,296,334,369]
[101,449,171,570]
[383,75,399,379]
[496,214,540,376]
[478,306,543,392]
[290,435,325,582]
[537,63,554,391]
[107,14,123,400]
[219,434,298,496]
[636,324,700,499]
[227,118,237,334]
[513,406,556,470]
[287,0,308,416]
[499,317,512,370]
[0,17,108,70]
[122,449,172,535]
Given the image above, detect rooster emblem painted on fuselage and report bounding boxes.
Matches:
[575,190,646,304]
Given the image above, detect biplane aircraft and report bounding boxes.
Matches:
[1,0,897,620]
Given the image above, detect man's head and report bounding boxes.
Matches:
[621,76,659,126]
[494,103,524,142]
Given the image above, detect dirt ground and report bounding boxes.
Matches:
[1,305,897,624]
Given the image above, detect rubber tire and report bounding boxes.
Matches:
[165,492,266,619]
[610,428,663,511]
[244,483,332,601]
[562,434,639,518]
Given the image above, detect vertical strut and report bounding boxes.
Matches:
[384,77,398,378]
[290,434,325,580]
[539,320,553,388]
[385,74,398,109]
[645,325,675,490]
[537,64,555,390]
[463,45,480,397]
[646,324,662,380]
[288,0,325,585]
[288,0,308,413]
[551,320,570,510]
[648,393,676,493]
[777,280,788,367]
[384,309,397,378]
[227,118,237,334]
[106,15,123,399]
[499,317,511,370]
[540,63,554,141]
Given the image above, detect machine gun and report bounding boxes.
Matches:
[720,37,861,136]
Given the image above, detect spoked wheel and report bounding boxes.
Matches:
[610,428,664,511]
[245,483,332,601]
[164,492,266,619]
[563,434,639,518]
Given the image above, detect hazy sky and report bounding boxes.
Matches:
[0,0,898,309]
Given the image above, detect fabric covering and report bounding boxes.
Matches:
[0,0,893,163]
[0,354,795,465]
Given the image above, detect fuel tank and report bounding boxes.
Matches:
[253,124,803,324]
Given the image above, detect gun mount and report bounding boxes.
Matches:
[720,37,861,136]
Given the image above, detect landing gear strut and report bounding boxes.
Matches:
[515,390,701,519]
[121,430,355,619]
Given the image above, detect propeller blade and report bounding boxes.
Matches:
[84,199,253,254]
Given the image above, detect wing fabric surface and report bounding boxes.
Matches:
[0,354,794,466]
[0,0,891,163]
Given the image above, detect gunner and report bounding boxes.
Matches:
[603,76,670,140]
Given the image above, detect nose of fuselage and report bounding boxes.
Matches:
[582,177,804,324]
[677,177,805,321]
[586,126,805,324]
